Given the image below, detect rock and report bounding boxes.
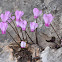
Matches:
[0,46,17,62]
[40,46,62,62]
[44,0,53,6]
[0,48,3,52]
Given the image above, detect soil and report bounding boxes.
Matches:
[8,33,62,62]
[9,41,41,62]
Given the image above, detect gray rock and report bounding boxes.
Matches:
[0,48,3,52]
[0,46,17,62]
[40,46,62,62]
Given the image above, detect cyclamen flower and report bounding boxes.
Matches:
[15,10,24,21]
[7,16,15,23]
[16,19,23,27]
[19,20,27,31]
[16,21,20,27]
[20,41,26,48]
[0,11,11,22]
[11,16,15,20]
[0,22,8,34]
[30,22,38,32]
[5,11,11,18]
[33,8,42,19]
[43,14,54,27]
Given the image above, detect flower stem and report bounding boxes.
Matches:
[6,30,20,47]
[25,31,28,42]
[12,21,22,41]
[50,24,60,40]
[20,28,24,40]
[22,31,24,40]
[35,19,39,45]
[25,31,34,44]
[8,21,22,41]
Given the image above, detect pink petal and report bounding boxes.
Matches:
[0,22,8,34]
[30,22,35,32]
[47,14,54,23]
[33,8,39,16]
[11,16,15,20]
[5,11,11,17]
[2,31,6,34]
[34,16,38,19]
[0,14,4,21]
[35,23,38,29]
[19,20,27,31]
[30,22,38,32]
[22,28,26,31]
[15,10,20,21]
[43,14,48,24]
[23,20,27,25]
[15,10,24,21]
[5,11,11,21]
[20,11,24,17]
[0,22,1,28]
[16,21,20,27]
[20,18,23,21]
[45,23,50,27]
[0,11,11,22]
[39,10,42,15]
[7,20,12,23]
[33,8,42,19]
[43,14,54,27]
[0,14,7,22]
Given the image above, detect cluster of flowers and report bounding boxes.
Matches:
[0,8,54,48]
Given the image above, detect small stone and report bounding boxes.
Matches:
[17,48,21,51]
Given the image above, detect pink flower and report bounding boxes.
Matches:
[5,11,11,18]
[0,11,11,22]
[30,22,38,32]
[7,19,12,23]
[20,41,26,48]
[16,21,20,27]
[11,16,15,20]
[33,8,42,19]
[15,19,23,27]
[15,10,24,21]
[43,14,54,27]
[7,16,15,23]
[19,20,27,31]
[0,22,8,34]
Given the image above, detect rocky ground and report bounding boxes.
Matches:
[0,0,62,62]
